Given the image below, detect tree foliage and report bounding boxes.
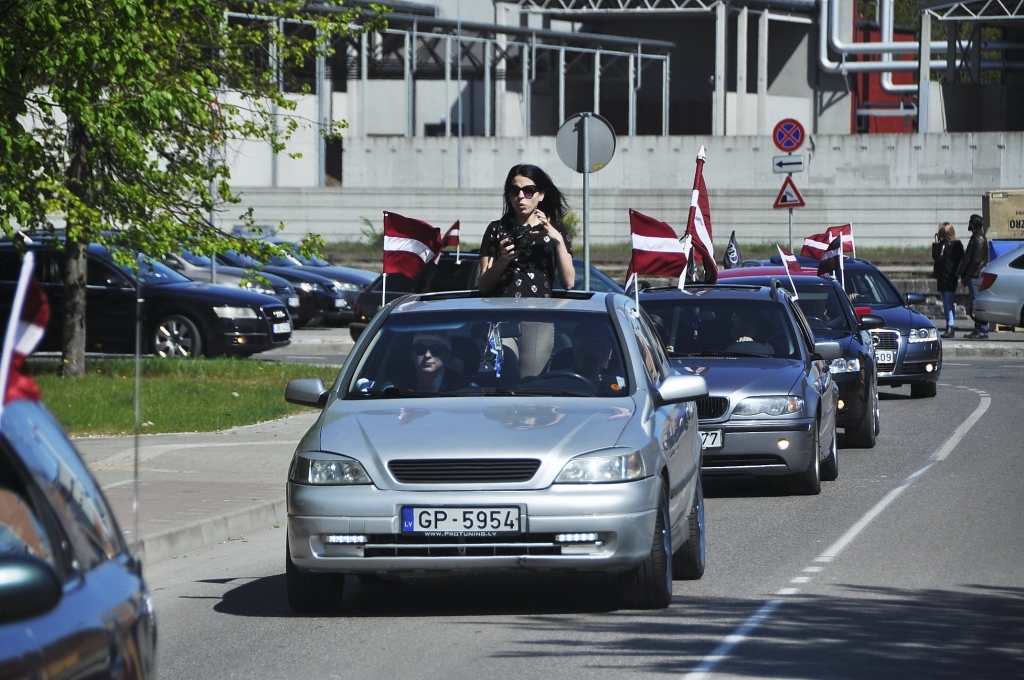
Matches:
[0,0,383,375]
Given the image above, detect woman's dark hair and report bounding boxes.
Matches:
[502,164,569,224]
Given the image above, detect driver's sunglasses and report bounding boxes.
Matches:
[413,343,448,356]
[509,185,539,199]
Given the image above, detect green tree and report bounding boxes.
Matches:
[0,0,382,376]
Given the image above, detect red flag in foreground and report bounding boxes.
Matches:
[383,212,442,280]
[1,252,50,406]
[777,245,801,273]
[625,210,688,279]
[801,225,854,260]
[441,221,460,248]
[817,236,844,277]
[685,146,718,284]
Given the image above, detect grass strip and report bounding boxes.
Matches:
[28,358,339,437]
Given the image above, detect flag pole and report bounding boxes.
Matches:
[839,234,845,290]
[381,272,387,308]
[849,223,856,259]
[0,251,35,423]
[777,244,799,300]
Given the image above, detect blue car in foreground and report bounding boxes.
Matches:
[0,400,156,677]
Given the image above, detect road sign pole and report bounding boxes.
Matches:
[582,113,591,292]
[788,207,794,252]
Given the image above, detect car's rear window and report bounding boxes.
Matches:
[640,298,801,359]
[348,310,630,398]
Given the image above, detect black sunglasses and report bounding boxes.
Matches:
[509,185,539,199]
[413,342,448,356]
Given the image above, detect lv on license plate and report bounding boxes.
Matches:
[402,507,521,535]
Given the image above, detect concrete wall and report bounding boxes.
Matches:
[223,131,1024,249]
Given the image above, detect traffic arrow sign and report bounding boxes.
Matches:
[772,155,804,173]
[773,175,805,209]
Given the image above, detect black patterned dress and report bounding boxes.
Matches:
[479,218,572,297]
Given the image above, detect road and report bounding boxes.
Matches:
[147,358,1024,680]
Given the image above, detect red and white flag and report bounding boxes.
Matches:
[801,225,854,260]
[441,221,460,249]
[625,209,688,280]
[685,146,717,284]
[777,245,801,273]
[383,212,442,280]
[817,236,844,278]
[0,252,50,409]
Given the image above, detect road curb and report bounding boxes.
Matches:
[136,498,285,565]
[942,341,1024,359]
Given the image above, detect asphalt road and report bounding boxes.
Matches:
[147,358,1024,680]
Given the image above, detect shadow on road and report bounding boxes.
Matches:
[703,474,791,499]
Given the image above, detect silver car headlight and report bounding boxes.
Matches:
[291,454,371,485]
[333,280,360,292]
[733,396,804,417]
[212,306,258,319]
[829,357,860,374]
[908,327,938,343]
[555,450,644,484]
[243,282,274,295]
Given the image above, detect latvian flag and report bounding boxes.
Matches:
[817,236,844,278]
[777,245,801,273]
[1,251,50,408]
[625,210,689,280]
[383,212,442,280]
[801,224,854,260]
[434,221,461,263]
[685,146,717,284]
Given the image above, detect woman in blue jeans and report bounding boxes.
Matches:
[932,222,964,338]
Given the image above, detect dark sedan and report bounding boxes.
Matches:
[348,253,624,340]
[1,399,156,678]
[718,269,885,448]
[0,242,291,358]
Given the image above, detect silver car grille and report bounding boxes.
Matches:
[388,459,541,484]
[870,329,900,373]
[361,533,562,558]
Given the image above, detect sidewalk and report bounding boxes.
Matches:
[77,412,320,565]
[929,319,1024,359]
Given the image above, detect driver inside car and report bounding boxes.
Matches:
[547,321,624,394]
[402,331,470,393]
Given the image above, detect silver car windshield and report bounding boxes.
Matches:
[641,298,801,359]
[348,310,630,398]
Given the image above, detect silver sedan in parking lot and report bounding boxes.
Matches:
[283,291,709,612]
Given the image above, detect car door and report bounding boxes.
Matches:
[789,297,836,453]
[85,255,137,353]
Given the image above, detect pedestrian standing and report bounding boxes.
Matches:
[956,214,989,339]
[479,164,575,377]
[931,222,964,338]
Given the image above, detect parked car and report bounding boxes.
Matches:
[0,241,291,358]
[216,250,350,328]
[348,253,625,340]
[717,269,884,447]
[160,251,300,312]
[639,282,841,493]
[973,244,1024,328]
[283,290,708,612]
[0,399,156,678]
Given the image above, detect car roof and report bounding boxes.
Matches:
[719,268,842,286]
[390,290,611,314]
[638,283,784,301]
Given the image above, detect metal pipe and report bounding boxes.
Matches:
[628,51,636,135]
[360,31,368,137]
[405,31,412,137]
[737,5,748,134]
[484,40,492,136]
[316,27,326,187]
[918,11,931,132]
[757,8,769,134]
[445,36,452,137]
[523,40,530,136]
[879,0,914,94]
[593,50,601,115]
[559,47,566,125]
[714,1,726,135]
[662,52,670,136]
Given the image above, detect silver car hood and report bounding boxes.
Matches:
[315,397,636,490]
[671,358,803,400]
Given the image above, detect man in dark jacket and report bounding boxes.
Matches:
[957,214,989,339]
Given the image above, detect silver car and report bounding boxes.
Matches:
[284,292,708,612]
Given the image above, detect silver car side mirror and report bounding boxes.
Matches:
[653,375,708,406]
[813,341,843,362]
[285,378,329,407]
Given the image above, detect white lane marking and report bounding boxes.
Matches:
[803,566,822,573]
[942,363,970,366]
[791,576,811,584]
[102,479,135,490]
[682,600,783,680]
[681,385,991,679]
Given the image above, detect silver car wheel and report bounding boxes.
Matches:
[153,315,201,358]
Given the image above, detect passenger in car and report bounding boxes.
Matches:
[405,331,470,393]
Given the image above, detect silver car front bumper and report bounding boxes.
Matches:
[700,418,816,476]
[287,476,659,574]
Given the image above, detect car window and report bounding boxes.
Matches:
[640,297,801,359]
[3,403,124,571]
[180,251,212,267]
[87,258,131,288]
[624,302,668,384]
[0,250,22,281]
[348,310,630,398]
[1010,253,1024,270]
[793,284,852,331]
[788,299,817,354]
[117,255,191,286]
[843,270,904,306]
[417,259,478,293]
[0,446,58,570]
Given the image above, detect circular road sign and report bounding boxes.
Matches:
[772,118,805,152]
[556,113,616,174]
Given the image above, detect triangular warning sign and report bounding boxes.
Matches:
[773,175,805,209]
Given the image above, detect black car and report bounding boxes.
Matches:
[639,283,842,494]
[261,237,377,319]
[718,269,885,448]
[164,250,301,313]
[0,242,291,358]
[1,399,156,678]
[348,253,625,340]
[217,250,353,328]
